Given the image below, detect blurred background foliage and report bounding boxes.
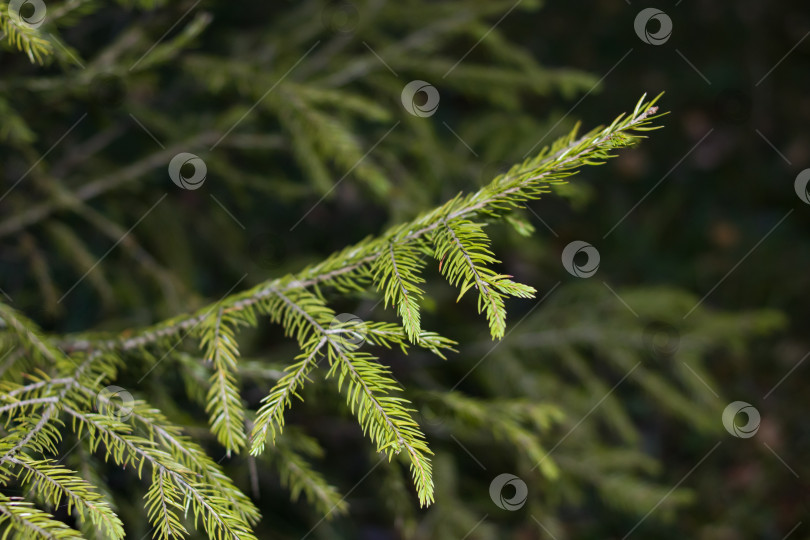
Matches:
[0,0,807,538]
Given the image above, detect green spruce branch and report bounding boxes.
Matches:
[62,94,663,355]
[0,96,665,537]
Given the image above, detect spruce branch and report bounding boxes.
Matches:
[325,345,435,506]
[248,287,437,504]
[373,242,428,342]
[0,493,83,539]
[86,388,260,526]
[0,96,665,527]
[144,468,188,540]
[249,338,325,455]
[433,218,535,338]
[0,302,259,538]
[10,454,125,539]
[59,94,664,354]
[0,351,101,467]
[62,406,258,540]
[0,3,52,64]
[199,307,249,455]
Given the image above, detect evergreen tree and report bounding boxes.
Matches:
[0,1,782,538]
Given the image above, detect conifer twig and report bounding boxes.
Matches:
[60,95,664,353]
